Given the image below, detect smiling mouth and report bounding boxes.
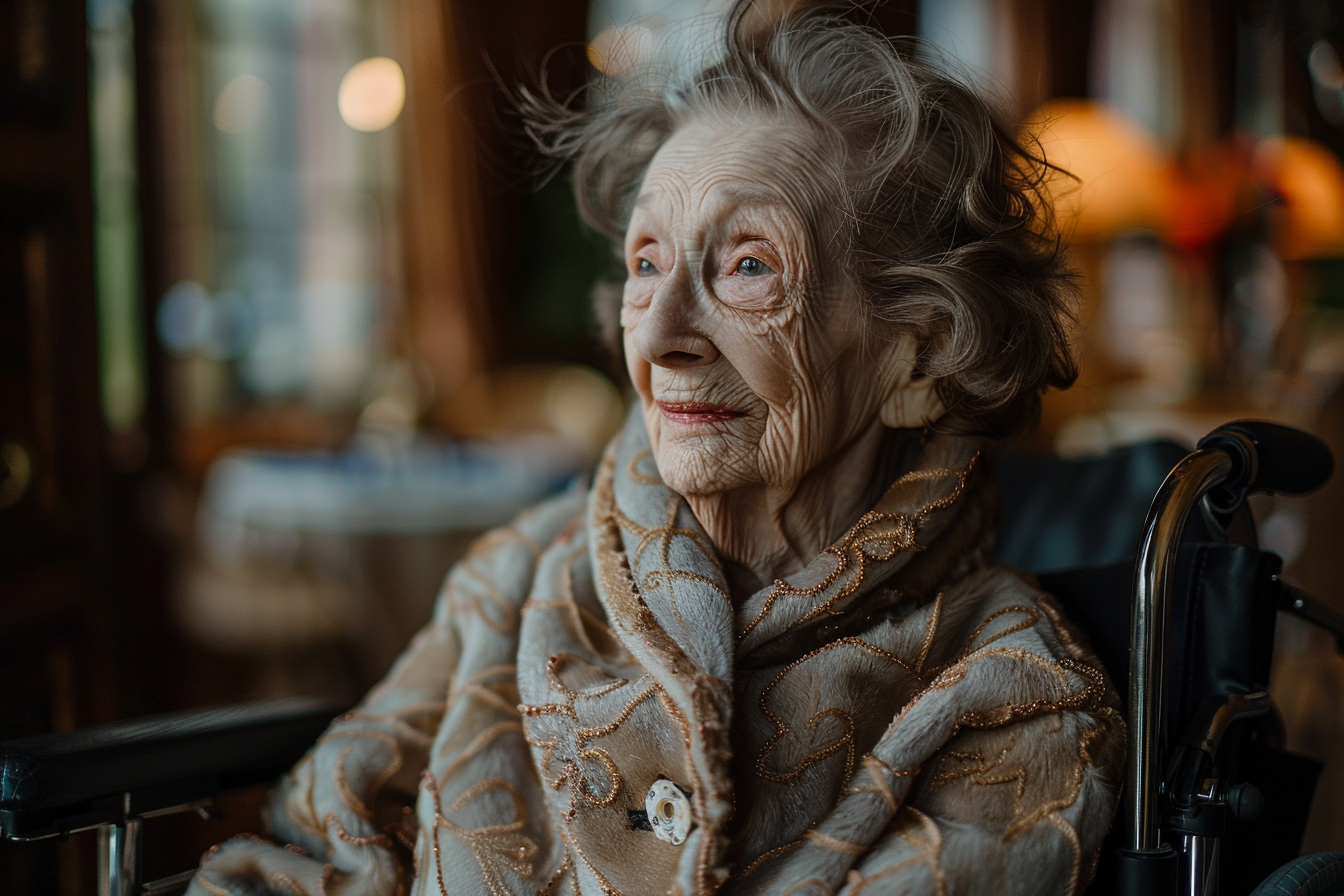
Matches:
[656,401,745,425]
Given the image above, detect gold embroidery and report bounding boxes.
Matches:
[840,753,912,810]
[914,592,944,675]
[325,812,395,848]
[435,721,526,783]
[927,732,1024,790]
[612,498,732,632]
[430,808,450,896]
[1046,812,1083,896]
[805,829,866,855]
[560,821,634,896]
[913,647,1103,706]
[659,688,694,749]
[851,806,946,896]
[520,680,658,812]
[269,873,308,896]
[729,829,810,881]
[914,697,1115,892]
[282,761,326,839]
[456,562,522,634]
[757,638,919,784]
[428,776,540,896]
[592,446,734,895]
[534,855,572,896]
[194,876,231,896]
[779,878,836,896]
[627,448,662,484]
[543,652,629,701]
[1002,718,1108,837]
[953,655,1106,729]
[957,605,1042,658]
[460,682,526,718]
[392,808,417,851]
[739,454,979,642]
[449,664,519,706]
[466,521,542,562]
[332,729,403,820]
[1033,593,1114,676]
[614,501,719,569]
[340,704,444,742]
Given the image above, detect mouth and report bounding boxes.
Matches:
[655,401,745,425]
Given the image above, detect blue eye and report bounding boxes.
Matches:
[637,259,658,276]
[736,256,771,277]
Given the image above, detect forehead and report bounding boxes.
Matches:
[634,114,830,218]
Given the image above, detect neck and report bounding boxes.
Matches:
[686,422,917,594]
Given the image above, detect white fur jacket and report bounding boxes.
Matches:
[189,416,1125,896]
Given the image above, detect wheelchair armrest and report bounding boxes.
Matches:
[0,697,343,840]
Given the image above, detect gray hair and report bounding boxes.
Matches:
[521,4,1077,438]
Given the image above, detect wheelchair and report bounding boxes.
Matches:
[1,420,1341,896]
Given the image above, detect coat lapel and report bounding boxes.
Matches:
[588,416,737,895]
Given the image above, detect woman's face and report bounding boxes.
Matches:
[621,115,933,499]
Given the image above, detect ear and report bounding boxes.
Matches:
[877,333,945,430]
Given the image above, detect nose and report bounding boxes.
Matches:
[627,266,718,369]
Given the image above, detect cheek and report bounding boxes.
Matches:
[618,287,642,329]
[708,315,799,410]
[624,331,653,402]
[623,331,664,466]
[751,317,875,477]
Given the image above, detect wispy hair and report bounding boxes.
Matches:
[521,3,1077,437]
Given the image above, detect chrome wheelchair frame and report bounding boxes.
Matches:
[1110,421,1339,896]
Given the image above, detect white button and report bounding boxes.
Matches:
[645,778,691,845]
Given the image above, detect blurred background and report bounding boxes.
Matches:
[4,0,1344,890]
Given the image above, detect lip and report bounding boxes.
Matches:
[656,401,745,425]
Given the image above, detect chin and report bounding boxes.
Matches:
[654,441,757,498]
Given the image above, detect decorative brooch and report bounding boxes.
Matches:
[627,776,693,845]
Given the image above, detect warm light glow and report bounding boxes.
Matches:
[586,26,651,76]
[1025,99,1173,241]
[213,74,271,134]
[1161,144,1246,253]
[1256,137,1344,260]
[338,57,405,133]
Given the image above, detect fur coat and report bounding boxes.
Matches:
[188,415,1125,896]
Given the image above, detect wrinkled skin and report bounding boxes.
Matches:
[621,114,944,591]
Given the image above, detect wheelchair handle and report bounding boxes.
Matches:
[1197,421,1333,512]
[1125,447,1234,856]
[1120,420,1332,896]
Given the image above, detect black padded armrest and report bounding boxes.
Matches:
[0,697,342,839]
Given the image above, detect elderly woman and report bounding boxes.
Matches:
[190,8,1123,896]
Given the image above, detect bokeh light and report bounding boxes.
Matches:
[1027,99,1173,241]
[156,280,213,356]
[337,57,405,133]
[213,74,272,134]
[586,26,651,76]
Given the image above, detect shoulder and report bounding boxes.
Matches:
[871,566,1125,883]
[869,562,1123,771]
[942,562,1109,676]
[934,563,1124,737]
[889,567,1127,891]
[430,487,587,627]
